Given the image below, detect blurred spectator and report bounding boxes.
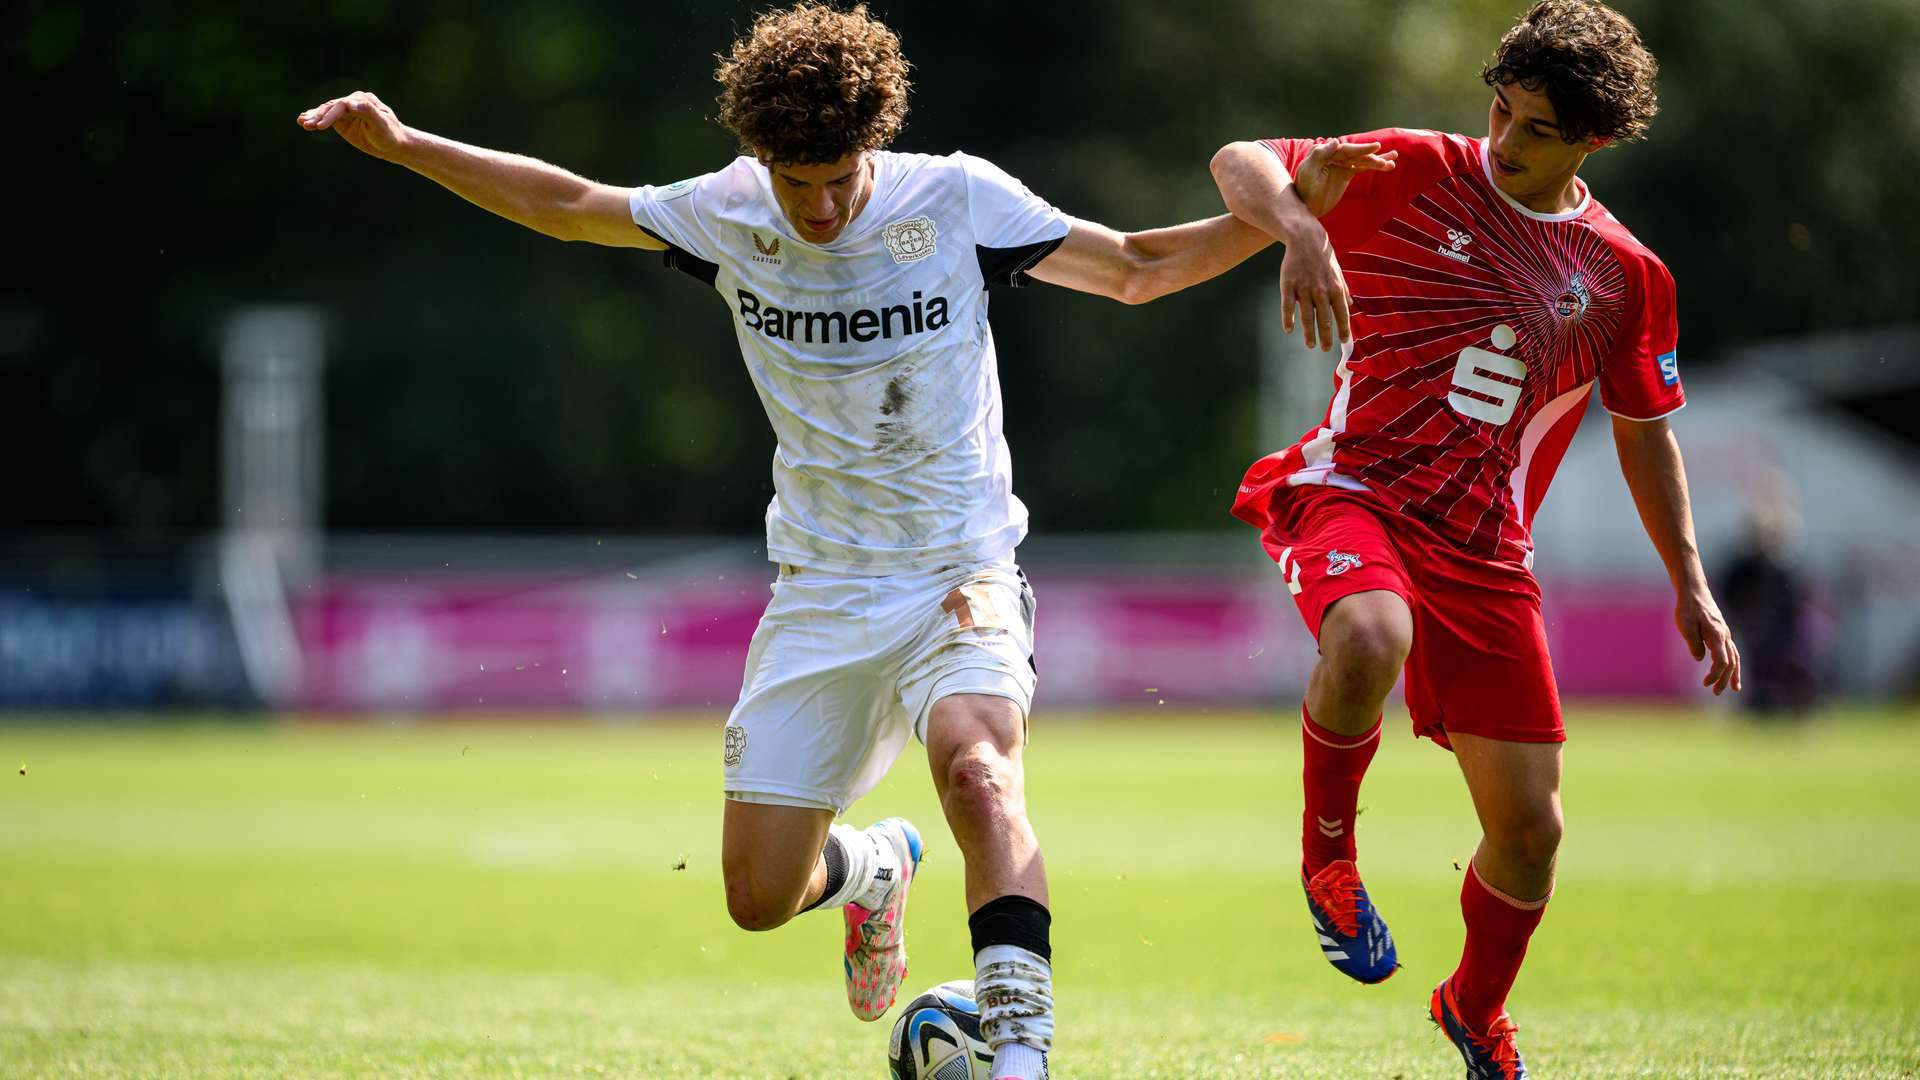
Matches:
[1717,479,1820,716]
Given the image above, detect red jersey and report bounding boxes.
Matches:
[1231,128,1684,568]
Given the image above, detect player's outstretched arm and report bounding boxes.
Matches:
[1212,140,1396,223]
[297,91,664,250]
[1024,214,1273,306]
[1612,415,1743,695]
[1211,140,1391,352]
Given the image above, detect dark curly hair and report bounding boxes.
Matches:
[714,3,912,166]
[1481,0,1659,145]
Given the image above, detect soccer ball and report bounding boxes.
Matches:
[888,979,992,1080]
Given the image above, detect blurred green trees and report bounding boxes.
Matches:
[6,0,1915,536]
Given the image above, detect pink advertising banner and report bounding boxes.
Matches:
[288,569,1699,711]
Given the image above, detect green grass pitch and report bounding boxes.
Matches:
[2,707,1917,1077]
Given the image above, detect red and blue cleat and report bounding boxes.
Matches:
[1430,977,1529,1079]
[1302,859,1399,984]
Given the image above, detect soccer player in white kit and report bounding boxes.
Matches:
[298,5,1324,1075]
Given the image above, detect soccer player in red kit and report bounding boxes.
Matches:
[1211,2,1741,1075]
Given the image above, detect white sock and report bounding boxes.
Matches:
[817,823,878,910]
[849,823,901,910]
[991,1041,1047,1080]
[976,943,1053,1080]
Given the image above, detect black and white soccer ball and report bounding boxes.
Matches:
[887,979,992,1080]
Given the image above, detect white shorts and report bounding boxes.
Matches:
[721,560,1038,815]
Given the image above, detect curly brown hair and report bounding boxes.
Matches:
[1481,0,1659,145]
[714,3,912,166]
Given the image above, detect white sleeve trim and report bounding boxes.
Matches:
[1603,400,1687,422]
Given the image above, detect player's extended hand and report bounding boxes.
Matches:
[298,91,409,162]
[1291,140,1398,219]
[1676,588,1742,695]
[1278,221,1354,352]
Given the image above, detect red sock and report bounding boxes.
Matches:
[1300,703,1381,877]
[1451,860,1550,1032]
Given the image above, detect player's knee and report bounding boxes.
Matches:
[1490,807,1563,871]
[1323,609,1412,686]
[942,748,1017,830]
[722,869,795,932]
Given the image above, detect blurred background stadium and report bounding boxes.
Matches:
[5,0,1917,714]
[4,2,1918,1076]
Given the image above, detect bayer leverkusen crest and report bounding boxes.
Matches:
[883,216,937,263]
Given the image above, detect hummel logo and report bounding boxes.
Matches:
[1317,815,1346,838]
[750,232,783,265]
[1437,226,1473,264]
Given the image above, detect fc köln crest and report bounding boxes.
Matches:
[1554,271,1592,320]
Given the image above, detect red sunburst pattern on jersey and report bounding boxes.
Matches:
[1332,172,1629,558]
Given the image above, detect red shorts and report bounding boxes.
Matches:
[1258,486,1564,748]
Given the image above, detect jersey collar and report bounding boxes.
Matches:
[1478,138,1590,222]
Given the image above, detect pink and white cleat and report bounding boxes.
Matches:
[843,817,923,1020]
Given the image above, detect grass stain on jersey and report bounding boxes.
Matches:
[880,377,910,416]
[875,375,933,458]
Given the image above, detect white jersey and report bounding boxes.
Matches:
[629,151,1069,575]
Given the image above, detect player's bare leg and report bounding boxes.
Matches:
[1431,733,1561,1076]
[1298,589,1410,983]
[720,801,835,930]
[722,798,922,1020]
[925,693,1045,909]
[926,693,1051,1080]
[1307,589,1412,736]
[1452,733,1562,902]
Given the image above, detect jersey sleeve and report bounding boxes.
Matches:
[629,165,728,285]
[1259,127,1460,251]
[1598,251,1685,420]
[958,153,1071,288]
